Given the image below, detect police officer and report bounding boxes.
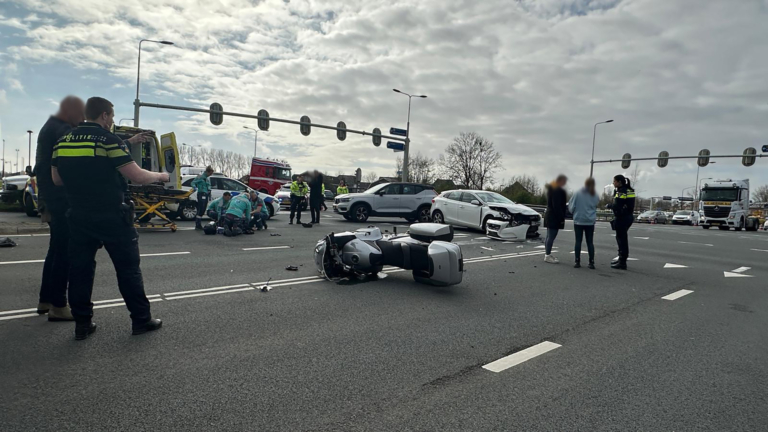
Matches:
[289,174,309,225]
[51,97,168,340]
[34,96,84,321]
[610,174,636,269]
[191,166,214,230]
[336,180,349,195]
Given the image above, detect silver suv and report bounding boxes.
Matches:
[333,183,437,223]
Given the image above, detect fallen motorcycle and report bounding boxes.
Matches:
[314,223,463,286]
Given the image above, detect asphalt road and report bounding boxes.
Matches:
[1,211,767,431]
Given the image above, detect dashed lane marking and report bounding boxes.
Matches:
[634,237,649,240]
[751,249,768,253]
[664,263,688,268]
[242,246,292,251]
[662,289,694,301]
[0,252,190,265]
[482,341,561,373]
[140,252,191,257]
[678,241,713,247]
[732,267,751,273]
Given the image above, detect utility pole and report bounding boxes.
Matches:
[1,139,5,178]
[393,89,427,182]
[26,130,33,169]
[15,149,19,173]
[243,126,259,157]
[135,39,175,127]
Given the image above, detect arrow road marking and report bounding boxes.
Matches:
[732,267,751,273]
[664,263,688,268]
[724,267,753,278]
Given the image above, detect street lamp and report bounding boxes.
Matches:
[393,89,427,182]
[26,130,33,169]
[15,149,19,173]
[589,119,614,178]
[1,138,5,177]
[134,39,175,127]
[693,161,715,209]
[243,126,259,157]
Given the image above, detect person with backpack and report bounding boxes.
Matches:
[610,174,636,269]
[544,174,568,264]
[569,178,599,269]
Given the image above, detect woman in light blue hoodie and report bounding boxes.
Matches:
[568,178,599,269]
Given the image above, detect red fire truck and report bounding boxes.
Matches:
[248,157,292,195]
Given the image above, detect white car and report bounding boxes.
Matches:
[334,182,437,222]
[430,190,541,238]
[166,174,280,220]
[671,210,699,225]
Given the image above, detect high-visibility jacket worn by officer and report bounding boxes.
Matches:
[290,181,308,197]
[612,186,636,219]
[191,173,211,194]
[226,195,252,222]
[337,185,348,195]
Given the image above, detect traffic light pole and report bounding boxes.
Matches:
[592,153,766,165]
[136,101,408,143]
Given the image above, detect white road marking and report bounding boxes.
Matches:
[634,237,649,240]
[678,241,713,247]
[732,267,751,273]
[482,341,561,373]
[561,229,573,232]
[474,236,490,240]
[724,271,753,278]
[664,263,688,268]
[0,313,39,321]
[569,251,588,254]
[0,259,45,265]
[480,247,494,251]
[165,284,251,297]
[613,256,638,261]
[140,251,191,257]
[534,245,557,249]
[751,249,768,253]
[165,287,254,300]
[31,234,50,237]
[662,289,694,301]
[242,246,291,251]
[0,307,39,316]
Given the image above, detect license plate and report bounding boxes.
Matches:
[711,221,720,225]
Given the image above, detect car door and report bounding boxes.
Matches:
[374,184,403,215]
[457,192,483,228]
[436,192,460,223]
[220,178,249,200]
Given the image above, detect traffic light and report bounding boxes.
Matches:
[209,103,223,126]
[657,151,669,168]
[742,147,757,167]
[337,121,346,141]
[697,149,710,167]
[372,128,382,147]
[300,115,311,136]
[257,109,269,131]
[621,153,631,169]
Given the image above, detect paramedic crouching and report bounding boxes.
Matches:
[248,191,269,231]
[52,96,168,340]
[223,193,252,236]
[207,192,232,223]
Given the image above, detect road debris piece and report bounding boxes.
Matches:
[0,238,17,248]
[285,265,299,271]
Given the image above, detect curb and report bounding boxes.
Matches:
[0,226,50,235]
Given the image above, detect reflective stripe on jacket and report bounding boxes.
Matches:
[290,181,308,196]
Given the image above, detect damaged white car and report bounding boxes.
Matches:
[429,190,541,241]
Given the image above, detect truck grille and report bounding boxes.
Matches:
[704,206,730,218]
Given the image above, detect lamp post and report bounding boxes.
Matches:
[15,149,19,173]
[243,126,259,157]
[26,130,33,169]
[1,138,5,178]
[134,39,175,127]
[589,119,614,178]
[393,89,427,182]
[693,161,715,210]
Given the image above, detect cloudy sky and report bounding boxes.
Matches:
[1,0,767,196]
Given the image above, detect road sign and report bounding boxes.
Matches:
[678,197,693,202]
[300,116,311,136]
[210,103,223,126]
[372,128,382,147]
[621,153,631,169]
[390,127,407,137]
[697,149,710,167]
[662,196,672,201]
[657,151,669,168]
[387,141,405,152]
[337,121,346,141]
[742,147,757,167]
[258,109,269,131]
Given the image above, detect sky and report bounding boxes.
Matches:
[1,0,767,197]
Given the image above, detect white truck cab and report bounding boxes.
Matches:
[699,179,750,231]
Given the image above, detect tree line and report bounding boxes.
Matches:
[178,145,253,179]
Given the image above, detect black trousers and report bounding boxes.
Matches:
[310,196,322,223]
[67,215,150,324]
[574,224,595,263]
[39,207,70,308]
[290,196,304,222]
[614,218,633,262]
[196,192,209,225]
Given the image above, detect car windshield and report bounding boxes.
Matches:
[364,183,388,194]
[675,211,691,215]
[700,188,738,201]
[275,168,292,181]
[474,192,514,204]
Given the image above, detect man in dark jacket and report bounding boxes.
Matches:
[34,96,85,321]
[610,174,636,269]
[544,174,568,263]
[308,170,324,224]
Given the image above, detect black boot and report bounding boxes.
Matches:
[75,322,97,341]
[574,259,581,269]
[195,218,203,230]
[289,220,293,225]
[132,318,163,336]
[588,261,595,270]
[611,260,627,270]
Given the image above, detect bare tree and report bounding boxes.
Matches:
[364,171,378,183]
[752,184,768,202]
[438,132,502,189]
[395,153,436,184]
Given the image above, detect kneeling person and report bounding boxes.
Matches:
[223,193,252,236]
[207,192,232,224]
[248,191,269,231]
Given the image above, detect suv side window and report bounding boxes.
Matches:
[459,192,476,203]
[209,178,224,190]
[382,184,402,195]
[442,191,455,200]
[403,184,422,195]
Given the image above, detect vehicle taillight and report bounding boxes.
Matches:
[431,198,435,204]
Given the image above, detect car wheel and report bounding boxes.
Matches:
[24,194,38,217]
[702,225,710,229]
[417,206,431,223]
[481,215,493,233]
[351,204,369,222]
[179,201,198,221]
[432,210,444,224]
[268,204,275,218]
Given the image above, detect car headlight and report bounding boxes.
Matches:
[340,198,351,203]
